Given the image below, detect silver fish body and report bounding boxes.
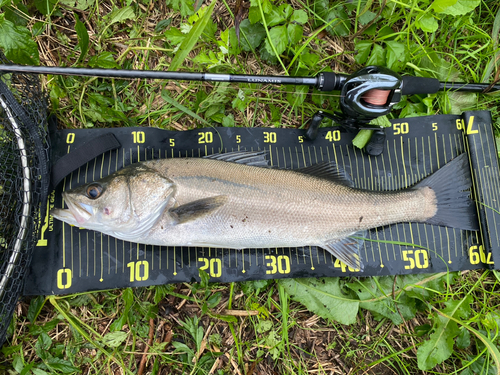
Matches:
[51,152,477,270]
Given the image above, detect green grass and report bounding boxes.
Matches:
[1,0,500,374]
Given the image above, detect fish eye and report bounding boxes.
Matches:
[86,183,103,200]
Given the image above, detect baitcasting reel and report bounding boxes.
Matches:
[308,66,446,155]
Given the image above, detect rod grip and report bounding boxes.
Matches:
[401,76,440,95]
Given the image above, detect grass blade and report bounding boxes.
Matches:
[168,0,217,72]
[482,6,500,82]
[161,89,211,126]
[75,14,89,62]
[493,6,500,46]
[49,296,134,375]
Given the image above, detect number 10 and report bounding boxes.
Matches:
[127,261,149,282]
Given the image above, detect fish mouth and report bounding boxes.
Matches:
[51,192,93,226]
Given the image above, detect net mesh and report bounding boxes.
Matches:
[0,53,50,346]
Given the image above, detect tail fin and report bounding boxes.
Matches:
[415,153,478,231]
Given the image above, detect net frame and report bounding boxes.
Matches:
[0,53,50,347]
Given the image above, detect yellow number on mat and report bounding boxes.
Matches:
[265,255,290,274]
[132,131,146,144]
[334,259,360,272]
[263,131,277,144]
[393,122,409,135]
[57,268,72,289]
[198,258,222,278]
[402,250,429,269]
[325,130,341,142]
[198,132,213,144]
[127,261,149,282]
[469,245,494,265]
[466,116,478,135]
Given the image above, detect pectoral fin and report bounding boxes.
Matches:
[169,196,228,224]
[322,232,366,271]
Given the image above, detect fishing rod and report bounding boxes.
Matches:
[1,64,498,155]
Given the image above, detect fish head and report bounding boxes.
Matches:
[51,164,175,238]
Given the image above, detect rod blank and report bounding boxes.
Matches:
[0,64,319,87]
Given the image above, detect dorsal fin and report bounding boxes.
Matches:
[296,162,354,187]
[204,151,269,167]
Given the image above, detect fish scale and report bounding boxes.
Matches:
[146,157,430,244]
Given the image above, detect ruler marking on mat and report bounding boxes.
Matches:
[481,125,500,247]
[30,118,500,295]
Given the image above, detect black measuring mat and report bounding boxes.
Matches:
[24,111,500,295]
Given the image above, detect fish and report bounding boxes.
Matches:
[51,151,478,271]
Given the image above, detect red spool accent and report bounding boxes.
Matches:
[362,89,391,106]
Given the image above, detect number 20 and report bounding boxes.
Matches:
[198,258,222,277]
[198,132,213,144]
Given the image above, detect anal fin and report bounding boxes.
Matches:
[169,196,227,224]
[322,231,366,271]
